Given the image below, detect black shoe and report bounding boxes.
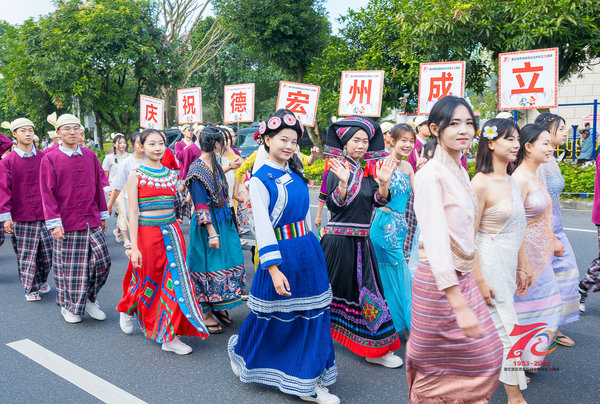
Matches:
[579,281,588,313]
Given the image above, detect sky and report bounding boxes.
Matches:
[0,0,369,33]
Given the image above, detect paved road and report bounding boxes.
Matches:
[0,193,598,403]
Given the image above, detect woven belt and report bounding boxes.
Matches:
[139,212,176,227]
[322,226,370,237]
[274,220,309,240]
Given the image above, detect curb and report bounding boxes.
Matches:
[560,200,593,211]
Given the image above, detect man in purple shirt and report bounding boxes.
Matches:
[0,131,12,248]
[40,113,111,324]
[0,118,53,302]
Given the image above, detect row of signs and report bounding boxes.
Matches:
[139,48,559,129]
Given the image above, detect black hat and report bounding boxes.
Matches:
[259,109,304,141]
[324,116,387,160]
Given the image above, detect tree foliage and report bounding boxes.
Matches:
[189,39,287,123]
[1,0,168,134]
[212,0,330,81]
[307,0,600,127]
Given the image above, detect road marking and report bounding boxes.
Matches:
[6,338,147,404]
[564,227,596,233]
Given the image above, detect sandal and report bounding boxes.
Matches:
[213,310,233,325]
[25,291,41,301]
[556,333,575,347]
[113,228,123,243]
[205,322,223,334]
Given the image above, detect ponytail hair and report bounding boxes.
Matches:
[112,134,127,164]
[515,124,547,168]
[199,126,229,194]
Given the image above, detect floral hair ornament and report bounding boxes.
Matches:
[258,109,304,140]
[482,126,498,140]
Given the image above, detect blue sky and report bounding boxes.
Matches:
[0,0,369,33]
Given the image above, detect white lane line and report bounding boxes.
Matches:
[564,227,596,233]
[7,339,147,404]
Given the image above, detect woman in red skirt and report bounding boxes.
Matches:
[117,129,208,355]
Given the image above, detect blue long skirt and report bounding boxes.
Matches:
[370,209,412,333]
[187,210,245,313]
[228,232,337,397]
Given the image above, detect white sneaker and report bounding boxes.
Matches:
[230,360,240,377]
[161,336,192,355]
[119,312,135,334]
[366,351,404,368]
[85,299,106,321]
[61,307,82,323]
[301,384,340,404]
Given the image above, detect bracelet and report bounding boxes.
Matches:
[208,235,220,240]
[517,267,528,274]
[338,184,348,189]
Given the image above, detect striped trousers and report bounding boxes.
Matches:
[53,226,111,315]
[14,221,53,293]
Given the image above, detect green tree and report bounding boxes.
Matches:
[307,0,600,128]
[1,0,169,136]
[190,40,287,123]
[212,0,330,82]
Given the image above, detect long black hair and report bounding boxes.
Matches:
[475,118,520,174]
[428,95,477,144]
[515,123,548,167]
[199,126,229,193]
[112,134,127,164]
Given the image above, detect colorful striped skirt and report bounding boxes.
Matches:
[117,215,208,342]
[513,261,562,367]
[406,261,502,403]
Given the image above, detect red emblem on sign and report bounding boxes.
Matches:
[428,72,454,102]
[145,104,158,123]
[511,62,544,95]
[231,92,247,113]
[349,79,372,104]
[285,91,310,114]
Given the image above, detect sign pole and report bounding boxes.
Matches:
[593,99,598,159]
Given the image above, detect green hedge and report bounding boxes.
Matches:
[559,161,595,196]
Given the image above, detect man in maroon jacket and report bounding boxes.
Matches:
[40,113,111,324]
[0,118,53,302]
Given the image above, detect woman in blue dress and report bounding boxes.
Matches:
[370,124,416,337]
[535,113,580,346]
[228,109,338,404]
[186,126,246,333]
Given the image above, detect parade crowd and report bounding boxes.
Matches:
[2,95,600,404]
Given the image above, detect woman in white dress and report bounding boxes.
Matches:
[472,118,532,404]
